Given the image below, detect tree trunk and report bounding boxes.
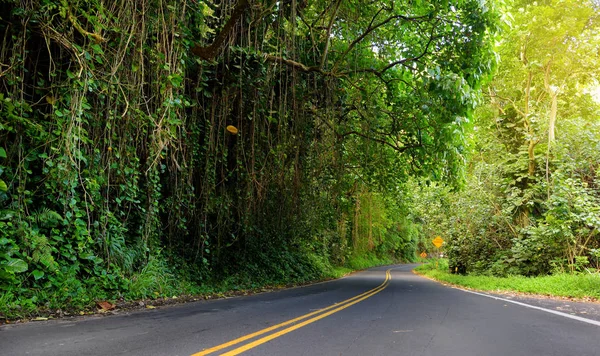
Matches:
[524,71,536,177]
[548,92,557,143]
[367,194,373,251]
[528,139,536,176]
[544,64,558,144]
[353,195,360,250]
[544,63,558,194]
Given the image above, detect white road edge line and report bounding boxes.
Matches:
[459,289,600,327]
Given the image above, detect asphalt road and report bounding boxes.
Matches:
[2,264,599,356]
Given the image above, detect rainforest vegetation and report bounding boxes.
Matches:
[0,0,598,317]
[416,0,600,277]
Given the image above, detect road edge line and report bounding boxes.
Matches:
[459,289,600,327]
[412,269,600,327]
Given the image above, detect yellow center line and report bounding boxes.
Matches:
[219,274,391,356]
[191,269,392,356]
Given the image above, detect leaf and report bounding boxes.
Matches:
[0,179,7,192]
[145,305,156,309]
[45,95,56,105]
[32,317,48,321]
[0,147,6,158]
[96,301,116,311]
[32,269,44,280]
[226,125,238,135]
[90,43,104,55]
[0,209,14,220]
[5,259,28,273]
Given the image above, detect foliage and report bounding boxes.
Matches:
[410,0,600,277]
[0,0,498,316]
[416,260,600,300]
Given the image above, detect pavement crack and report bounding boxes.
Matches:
[439,307,450,325]
[420,332,436,356]
[419,307,449,355]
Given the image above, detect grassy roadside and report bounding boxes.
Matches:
[0,253,392,323]
[415,259,600,301]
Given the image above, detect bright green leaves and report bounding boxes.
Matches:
[0,236,28,289]
[4,259,28,273]
[325,0,499,186]
[412,0,600,277]
[32,269,45,280]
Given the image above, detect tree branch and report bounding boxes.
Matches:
[263,54,349,78]
[64,3,106,43]
[320,0,342,69]
[340,130,421,153]
[192,0,250,60]
[264,54,326,74]
[338,21,439,77]
[331,11,431,72]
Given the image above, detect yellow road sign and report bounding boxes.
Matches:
[432,236,444,248]
[420,252,427,258]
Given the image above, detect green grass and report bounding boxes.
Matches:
[345,253,394,271]
[415,260,600,300]
[326,266,354,278]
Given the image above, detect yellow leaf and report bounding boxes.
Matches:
[226,125,239,135]
[45,95,57,105]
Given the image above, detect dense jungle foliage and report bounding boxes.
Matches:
[0,0,498,314]
[4,0,597,316]
[414,0,600,276]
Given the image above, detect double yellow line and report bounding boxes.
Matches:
[192,269,393,356]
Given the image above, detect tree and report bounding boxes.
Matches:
[489,0,598,184]
[429,0,600,275]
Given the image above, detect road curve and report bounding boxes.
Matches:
[1,264,599,355]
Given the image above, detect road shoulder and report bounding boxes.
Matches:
[413,269,600,323]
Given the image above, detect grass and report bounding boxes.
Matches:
[327,266,354,278]
[415,259,600,300]
[0,251,393,321]
[345,253,394,271]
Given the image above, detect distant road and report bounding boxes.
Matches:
[2,264,599,355]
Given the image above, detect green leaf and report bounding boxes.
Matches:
[0,179,7,192]
[32,269,44,280]
[90,43,104,55]
[5,258,28,273]
[0,147,6,158]
[79,251,96,260]
[0,210,13,220]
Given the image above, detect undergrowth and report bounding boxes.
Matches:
[0,249,392,320]
[415,260,600,300]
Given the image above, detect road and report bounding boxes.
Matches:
[1,264,599,355]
